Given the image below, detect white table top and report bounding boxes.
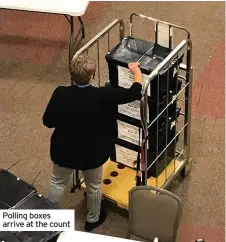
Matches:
[57,231,138,242]
[0,0,89,16]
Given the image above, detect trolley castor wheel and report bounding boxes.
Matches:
[181,159,192,178]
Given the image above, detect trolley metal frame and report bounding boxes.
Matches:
[130,13,193,188]
[70,13,193,205]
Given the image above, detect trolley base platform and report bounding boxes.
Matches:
[81,159,181,210]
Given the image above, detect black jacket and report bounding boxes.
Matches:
[43,82,142,170]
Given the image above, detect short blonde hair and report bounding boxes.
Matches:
[70,55,96,85]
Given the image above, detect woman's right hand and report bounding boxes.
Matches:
[128,62,141,74]
[128,62,142,84]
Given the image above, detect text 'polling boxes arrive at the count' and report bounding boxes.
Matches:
[0,209,75,231]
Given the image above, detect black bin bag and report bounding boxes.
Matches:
[105,36,184,98]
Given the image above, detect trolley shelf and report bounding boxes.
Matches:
[81,159,181,209]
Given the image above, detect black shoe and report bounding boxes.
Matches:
[85,207,107,232]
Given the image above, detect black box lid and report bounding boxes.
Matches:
[0,169,36,208]
[106,36,183,74]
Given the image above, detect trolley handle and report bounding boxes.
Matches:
[72,19,125,60]
[129,13,190,39]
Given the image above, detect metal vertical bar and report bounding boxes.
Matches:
[75,170,79,188]
[156,74,160,187]
[164,63,170,182]
[107,32,110,52]
[169,25,173,50]
[119,20,125,41]
[174,54,179,171]
[97,41,101,87]
[144,93,149,186]
[155,22,158,44]
[184,40,193,162]
[129,14,134,37]
[136,127,142,186]
[69,16,74,71]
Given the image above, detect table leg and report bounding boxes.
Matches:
[78,16,85,38]
[65,15,86,66]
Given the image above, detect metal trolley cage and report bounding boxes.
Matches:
[130,13,193,188]
[70,13,193,207]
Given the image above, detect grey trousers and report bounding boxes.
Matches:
[47,163,103,223]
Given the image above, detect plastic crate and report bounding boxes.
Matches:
[14,193,59,209]
[105,36,184,98]
[110,141,177,178]
[11,194,59,242]
[117,82,182,128]
[0,232,21,242]
[115,120,178,153]
[0,169,36,209]
[15,231,60,242]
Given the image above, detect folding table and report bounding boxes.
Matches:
[0,0,89,64]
